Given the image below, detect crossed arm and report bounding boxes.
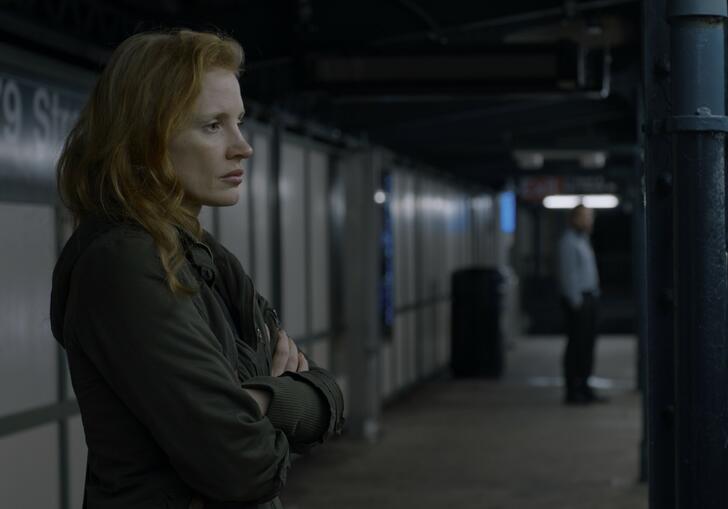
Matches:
[243,328,309,414]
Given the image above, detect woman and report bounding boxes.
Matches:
[50,29,344,508]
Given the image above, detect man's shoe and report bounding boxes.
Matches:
[564,391,590,405]
[584,387,610,404]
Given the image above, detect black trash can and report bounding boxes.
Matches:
[451,267,505,378]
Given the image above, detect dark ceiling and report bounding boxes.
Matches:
[0,0,642,187]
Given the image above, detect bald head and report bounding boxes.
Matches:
[570,205,594,234]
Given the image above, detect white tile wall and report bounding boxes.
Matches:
[0,424,60,509]
[280,141,307,337]
[0,203,57,416]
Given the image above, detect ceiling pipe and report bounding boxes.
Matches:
[373,0,639,46]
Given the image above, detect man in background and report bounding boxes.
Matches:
[558,205,606,405]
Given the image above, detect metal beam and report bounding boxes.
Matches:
[373,0,639,46]
[632,88,648,483]
[0,8,115,66]
[0,400,79,438]
[642,3,676,491]
[446,165,635,180]
[270,117,283,312]
[305,45,609,97]
[341,149,381,440]
[365,100,562,132]
[393,0,444,41]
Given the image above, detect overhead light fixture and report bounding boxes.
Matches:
[583,194,619,208]
[374,190,387,204]
[513,149,608,169]
[585,18,604,36]
[513,150,545,170]
[543,194,619,209]
[543,195,581,209]
[579,151,607,169]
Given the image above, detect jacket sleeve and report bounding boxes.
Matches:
[242,366,346,454]
[71,230,290,503]
[558,234,582,308]
[209,239,346,450]
[244,292,346,452]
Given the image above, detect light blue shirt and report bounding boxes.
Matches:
[558,228,600,308]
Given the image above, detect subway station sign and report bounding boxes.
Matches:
[0,46,91,203]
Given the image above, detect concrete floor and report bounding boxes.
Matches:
[281,335,647,509]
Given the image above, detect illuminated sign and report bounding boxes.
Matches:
[0,46,91,202]
[499,191,516,233]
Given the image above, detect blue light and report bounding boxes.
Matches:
[499,191,516,233]
[380,172,395,336]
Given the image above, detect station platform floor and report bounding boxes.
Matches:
[281,335,647,509]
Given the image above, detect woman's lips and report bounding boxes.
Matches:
[220,169,243,184]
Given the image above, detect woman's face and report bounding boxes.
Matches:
[168,68,253,216]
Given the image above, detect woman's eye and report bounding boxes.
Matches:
[205,122,221,132]
[237,120,245,130]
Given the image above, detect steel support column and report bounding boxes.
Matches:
[342,149,382,440]
[643,0,676,505]
[669,0,728,507]
[633,88,648,483]
[270,117,283,312]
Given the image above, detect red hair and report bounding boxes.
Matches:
[57,29,243,294]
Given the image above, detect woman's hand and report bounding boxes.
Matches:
[271,329,309,376]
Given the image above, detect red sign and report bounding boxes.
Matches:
[519,176,564,202]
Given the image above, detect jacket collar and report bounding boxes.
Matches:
[176,226,217,286]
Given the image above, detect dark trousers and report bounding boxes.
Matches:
[562,293,598,394]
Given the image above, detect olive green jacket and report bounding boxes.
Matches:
[50,216,344,508]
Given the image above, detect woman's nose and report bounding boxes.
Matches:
[228,133,253,160]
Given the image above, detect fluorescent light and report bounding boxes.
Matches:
[543,195,581,209]
[579,151,607,169]
[542,194,619,209]
[374,190,387,204]
[583,194,619,208]
[513,150,544,170]
[512,149,609,169]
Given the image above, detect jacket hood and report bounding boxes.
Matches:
[50,216,121,349]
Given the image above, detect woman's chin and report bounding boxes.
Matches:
[204,193,241,208]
